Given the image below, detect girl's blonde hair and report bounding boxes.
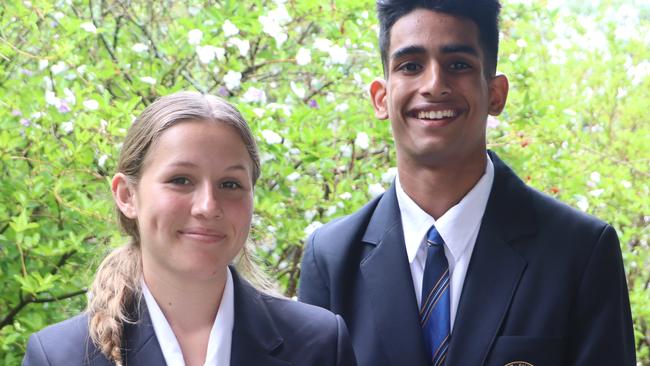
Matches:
[87,92,267,365]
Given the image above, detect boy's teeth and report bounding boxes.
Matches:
[417,110,456,120]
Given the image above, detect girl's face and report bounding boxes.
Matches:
[114,120,254,282]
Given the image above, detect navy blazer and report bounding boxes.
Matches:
[23,268,357,366]
[299,151,635,366]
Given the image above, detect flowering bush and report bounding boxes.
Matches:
[1,0,648,363]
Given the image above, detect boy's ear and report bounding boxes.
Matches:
[488,74,509,116]
[112,173,137,219]
[369,78,389,120]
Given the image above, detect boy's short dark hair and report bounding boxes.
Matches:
[376,0,502,77]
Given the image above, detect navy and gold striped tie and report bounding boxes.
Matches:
[420,226,450,366]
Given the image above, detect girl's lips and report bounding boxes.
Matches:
[178,229,226,242]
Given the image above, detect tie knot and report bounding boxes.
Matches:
[426,226,444,247]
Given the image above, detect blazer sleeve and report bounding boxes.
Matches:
[335,314,357,366]
[298,230,331,309]
[23,333,51,366]
[565,224,636,365]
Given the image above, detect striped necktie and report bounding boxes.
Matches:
[420,225,450,366]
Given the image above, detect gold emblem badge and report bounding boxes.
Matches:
[505,362,533,366]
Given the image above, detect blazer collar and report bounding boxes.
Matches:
[359,184,429,365]
[446,150,537,365]
[120,270,291,366]
[122,300,166,365]
[230,268,291,366]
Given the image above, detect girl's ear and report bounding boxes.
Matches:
[112,173,137,219]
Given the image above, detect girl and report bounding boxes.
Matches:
[23,92,356,366]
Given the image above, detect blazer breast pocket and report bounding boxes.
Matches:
[485,336,565,366]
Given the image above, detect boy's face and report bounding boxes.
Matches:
[370,9,508,169]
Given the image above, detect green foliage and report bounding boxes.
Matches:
[1,0,648,364]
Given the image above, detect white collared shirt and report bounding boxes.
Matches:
[395,155,494,330]
[142,268,235,366]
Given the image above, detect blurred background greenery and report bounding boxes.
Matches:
[1,0,648,364]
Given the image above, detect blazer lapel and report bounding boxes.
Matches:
[360,184,428,365]
[230,269,291,366]
[122,302,167,366]
[445,152,536,366]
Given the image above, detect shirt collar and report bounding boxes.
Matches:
[396,154,494,264]
[142,268,235,366]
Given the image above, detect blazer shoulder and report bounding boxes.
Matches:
[309,194,383,249]
[24,313,105,366]
[527,185,611,235]
[261,293,340,332]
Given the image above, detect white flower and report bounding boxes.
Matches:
[60,121,74,133]
[80,22,97,33]
[187,29,203,45]
[45,90,60,106]
[339,192,352,200]
[51,61,67,75]
[223,70,242,90]
[382,167,398,184]
[621,180,632,189]
[325,205,338,217]
[63,88,76,105]
[269,4,291,24]
[139,76,156,85]
[304,210,318,222]
[296,47,311,66]
[98,154,108,168]
[304,221,323,236]
[261,129,282,144]
[314,38,333,52]
[260,152,275,163]
[355,132,370,150]
[83,99,99,110]
[131,43,148,53]
[590,171,601,184]
[197,46,226,64]
[628,61,650,86]
[368,183,385,198]
[259,11,288,47]
[575,195,589,212]
[286,172,301,182]
[335,102,349,112]
[253,108,265,118]
[242,86,267,104]
[516,39,528,48]
[340,144,352,158]
[328,45,348,64]
[38,59,49,70]
[222,20,239,37]
[228,38,250,57]
[53,12,64,20]
[487,115,500,128]
[290,81,306,99]
[589,189,605,197]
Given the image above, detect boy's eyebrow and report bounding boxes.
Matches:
[391,45,426,61]
[390,43,480,62]
[440,43,479,56]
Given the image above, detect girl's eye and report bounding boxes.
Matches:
[221,181,242,190]
[169,177,190,185]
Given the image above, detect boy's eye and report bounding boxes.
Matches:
[398,62,422,73]
[450,61,471,70]
[169,177,190,185]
